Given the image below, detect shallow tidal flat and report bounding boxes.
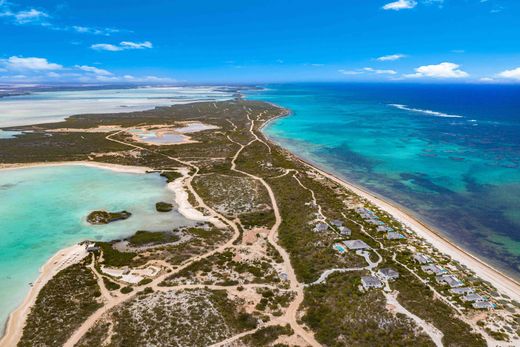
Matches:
[0,164,194,329]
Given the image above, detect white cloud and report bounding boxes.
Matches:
[498,67,520,80]
[382,0,417,11]
[76,65,113,76]
[47,72,60,78]
[363,67,397,75]
[120,41,152,49]
[1,56,62,70]
[91,43,122,51]
[91,41,153,51]
[338,69,363,75]
[13,8,48,23]
[479,77,494,82]
[404,62,469,78]
[72,26,121,36]
[376,54,406,61]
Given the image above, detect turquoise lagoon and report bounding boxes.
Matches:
[0,164,194,331]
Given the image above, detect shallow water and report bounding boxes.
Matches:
[247,83,520,280]
[0,86,233,127]
[0,165,194,330]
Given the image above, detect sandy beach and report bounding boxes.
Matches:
[298,158,520,303]
[0,244,88,347]
[0,160,151,174]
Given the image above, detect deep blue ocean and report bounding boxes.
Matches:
[247,83,520,280]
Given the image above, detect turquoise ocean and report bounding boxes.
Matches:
[247,83,520,280]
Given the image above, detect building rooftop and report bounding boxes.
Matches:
[450,287,475,295]
[437,275,464,288]
[343,239,370,250]
[421,264,448,275]
[379,268,399,279]
[361,276,383,289]
[331,219,343,227]
[413,253,432,264]
[314,222,329,232]
[472,301,494,310]
[387,232,406,240]
[462,293,485,302]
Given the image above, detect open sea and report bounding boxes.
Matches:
[247,83,520,280]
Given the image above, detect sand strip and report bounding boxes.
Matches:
[0,244,88,347]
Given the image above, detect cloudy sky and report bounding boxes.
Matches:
[0,0,519,84]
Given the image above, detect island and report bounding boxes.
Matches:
[0,99,519,347]
[86,210,132,225]
[155,202,173,212]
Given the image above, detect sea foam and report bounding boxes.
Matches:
[389,104,463,118]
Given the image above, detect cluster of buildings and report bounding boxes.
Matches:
[361,268,400,290]
[413,253,494,310]
[355,207,406,241]
[314,219,352,237]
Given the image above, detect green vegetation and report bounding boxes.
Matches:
[103,276,121,291]
[127,230,179,247]
[120,286,133,294]
[241,325,293,346]
[392,267,486,347]
[87,210,131,224]
[96,242,140,267]
[303,272,434,347]
[155,201,173,212]
[159,170,182,182]
[76,289,257,347]
[19,259,102,347]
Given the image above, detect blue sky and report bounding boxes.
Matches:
[0,0,519,84]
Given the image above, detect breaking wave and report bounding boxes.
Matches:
[389,104,463,118]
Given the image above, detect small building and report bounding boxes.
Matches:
[361,276,383,290]
[387,232,406,240]
[331,219,343,227]
[421,264,448,275]
[339,226,352,236]
[472,301,494,310]
[413,253,432,264]
[343,239,370,250]
[462,293,485,303]
[314,222,329,233]
[450,287,475,295]
[378,268,399,281]
[437,275,464,288]
[86,245,100,252]
[377,225,393,233]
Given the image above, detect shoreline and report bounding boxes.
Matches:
[0,244,89,347]
[261,107,520,303]
[0,160,202,345]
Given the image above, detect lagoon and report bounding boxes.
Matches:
[0,164,194,331]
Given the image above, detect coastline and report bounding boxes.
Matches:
[0,160,202,345]
[0,244,89,347]
[261,106,520,303]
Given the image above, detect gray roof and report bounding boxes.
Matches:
[462,293,485,302]
[339,226,351,235]
[421,264,448,275]
[331,219,343,227]
[437,275,464,288]
[379,268,399,279]
[387,232,406,240]
[450,287,475,295]
[472,301,494,309]
[343,239,370,250]
[413,253,432,264]
[361,276,383,288]
[314,222,329,232]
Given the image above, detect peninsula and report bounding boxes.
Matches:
[0,99,519,347]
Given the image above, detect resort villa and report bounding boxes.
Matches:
[421,264,448,275]
[450,287,475,295]
[339,226,352,236]
[343,240,370,250]
[378,268,399,281]
[386,232,406,240]
[413,253,433,264]
[361,276,384,290]
[437,274,464,288]
[314,222,329,233]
